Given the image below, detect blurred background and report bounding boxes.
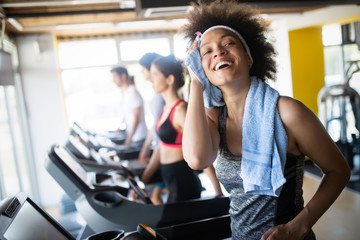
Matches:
[0,2,359,236]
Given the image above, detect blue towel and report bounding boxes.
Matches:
[185,36,225,108]
[241,76,287,196]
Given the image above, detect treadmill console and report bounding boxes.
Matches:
[54,146,89,185]
[0,192,75,240]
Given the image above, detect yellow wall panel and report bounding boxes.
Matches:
[289,27,325,114]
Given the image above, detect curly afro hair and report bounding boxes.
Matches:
[181,0,277,81]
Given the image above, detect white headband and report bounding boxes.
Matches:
[198,25,253,63]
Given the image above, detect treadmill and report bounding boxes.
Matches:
[70,123,142,160]
[0,192,229,240]
[0,192,75,240]
[45,145,231,238]
[65,134,145,176]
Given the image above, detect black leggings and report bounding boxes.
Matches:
[161,160,202,204]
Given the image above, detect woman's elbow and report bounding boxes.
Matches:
[332,158,351,187]
[184,154,211,170]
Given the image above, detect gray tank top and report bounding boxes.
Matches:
[215,105,316,240]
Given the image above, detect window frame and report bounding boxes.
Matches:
[56,32,180,131]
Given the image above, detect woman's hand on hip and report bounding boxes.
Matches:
[261,222,308,240]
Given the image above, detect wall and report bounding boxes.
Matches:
[270,18,293,97]
[16,34,68,207]
[286,5,360,31]
[289,27,325,114]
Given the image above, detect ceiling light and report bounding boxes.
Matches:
[0,0,135,8]
[115,19,188,30]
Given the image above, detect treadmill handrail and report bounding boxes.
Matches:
[47,145,130,197]
[156,196,230,227]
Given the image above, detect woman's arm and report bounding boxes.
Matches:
[182,79,220,170]
[262,97,351,240]
[175,96,222,195]
[141,146,161,184]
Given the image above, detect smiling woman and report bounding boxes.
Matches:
[198,28,254,88]
[182,1,277,82]
[182,1,350,240]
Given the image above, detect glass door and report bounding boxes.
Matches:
[0,42,36,200]
[0,85,22,197]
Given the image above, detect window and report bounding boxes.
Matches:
[58,39,121,131]
[119,38,170,61]
[173,34,188,60]
[58,39,118,68]
[322,23,360,87]
[0,86,21,196]
[343,44,360,92]
[61,67,123,131]
[321,22,360,142]
[0,85,32,197]
[322,24,342,46]
[323,46,344,86]
[57,34,177,132]
[0,43,34,199]
[322,24,344,86]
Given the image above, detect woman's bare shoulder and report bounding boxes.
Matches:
[277,96,312,125]
[174,101,187,116]
[177,100,188,111]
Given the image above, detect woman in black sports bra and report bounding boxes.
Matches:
[140,55,222,204]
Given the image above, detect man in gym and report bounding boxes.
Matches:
[111,66,147,145]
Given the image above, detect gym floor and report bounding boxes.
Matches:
[303,173,360,240]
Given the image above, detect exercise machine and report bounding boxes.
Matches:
[318,60,360,180]
[70,123,142,160]
[0,192,75,240]
[65,134,145,176]
[45,145,231,238]
[1,192,230,240]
